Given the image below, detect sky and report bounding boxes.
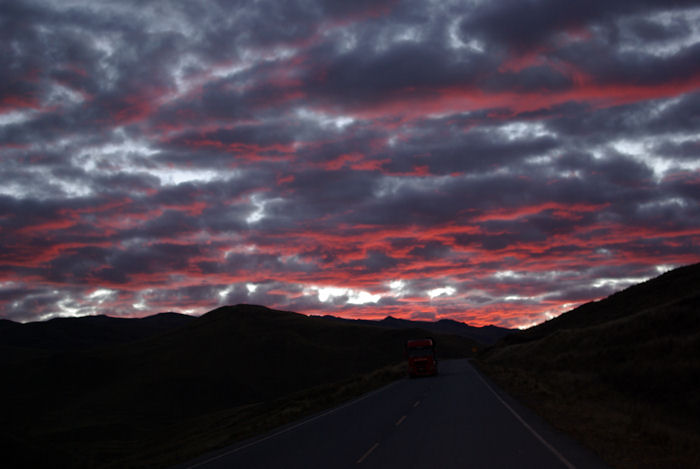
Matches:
[1,0,700,328]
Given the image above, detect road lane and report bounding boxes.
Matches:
[178,359,608,469]
[361,360,580,469]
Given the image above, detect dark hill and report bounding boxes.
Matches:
[479,262,700,469]
[321,314,512,344]
[502,262,700,345]
[0,312,193,352]
[0,304,477,469]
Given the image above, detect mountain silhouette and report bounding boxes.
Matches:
[322,314,511,344]
[0,312,193,352]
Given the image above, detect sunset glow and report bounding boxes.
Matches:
[2,0,699,327]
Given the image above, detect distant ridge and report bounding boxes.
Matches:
[322,314,512,345]
[0,311,194,351]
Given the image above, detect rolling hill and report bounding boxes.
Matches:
[321,314,512,344]
[0,304,478,468]
[0,312,193,352]
[478,262,700,469]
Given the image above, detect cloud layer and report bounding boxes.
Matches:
[2,0,699,327]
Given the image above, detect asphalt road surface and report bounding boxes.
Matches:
[179,359,609,469]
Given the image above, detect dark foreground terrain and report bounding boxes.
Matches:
[1,304,477,468]
[478,262,700,469]
[180,359,608,469]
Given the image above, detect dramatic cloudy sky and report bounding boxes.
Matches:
[2,0,700,327]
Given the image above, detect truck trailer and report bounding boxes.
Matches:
[405,338,438,377]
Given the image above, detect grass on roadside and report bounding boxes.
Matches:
[475,360,700,469]
[475,268,700,469]
[99,362,407,468]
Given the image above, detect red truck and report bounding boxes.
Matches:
[405,338,438,377]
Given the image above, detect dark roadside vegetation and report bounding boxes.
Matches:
[0,304,492,468]
[477,262,700,469]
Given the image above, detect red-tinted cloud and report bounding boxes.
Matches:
[1,0,699,326]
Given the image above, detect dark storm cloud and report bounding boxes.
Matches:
[543,92,700,142]
[408,241,452,261]
[555,151,655,188]
[623,15,691,43]
[108,243,206,276]
[383,128,559,175]
[648,92,700,134]
[482,65,576,93]
[339,250,401,274]
[663,172,700,203]
[277,168,379,223]
[653,139,700,160]
[201,251,318,277]
[90,172,161,196]
[307,40,487,106]
[558,40,700,88]
[461,0,699,51]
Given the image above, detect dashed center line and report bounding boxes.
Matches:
[395,415,407,426]
[413,400,421,407]
[356,442,379,464]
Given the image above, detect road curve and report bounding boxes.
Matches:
[177,359,608,469]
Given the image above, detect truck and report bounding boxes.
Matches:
[405,337,438,377]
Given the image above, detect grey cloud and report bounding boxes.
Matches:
[2,290,66,322]
[384,129,559,175]
[623,15,692,43]
[647,92,700,134]
[408,241,451,260]
[561,40,700,88]
[2,0,699,326]
[305,39,493,108]
[542,94,700,143]
[339,250,401,274]
[460,0,698,52]
[482,65,576,93]
[200,251,318,277]
[653,139,700,160]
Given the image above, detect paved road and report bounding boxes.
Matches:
[179,359,608,469]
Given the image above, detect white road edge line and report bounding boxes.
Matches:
[186,380,400,468]
[474,369,577,469]
[356,442,379,464]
